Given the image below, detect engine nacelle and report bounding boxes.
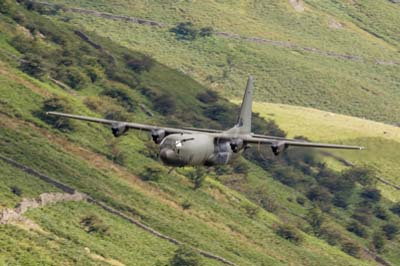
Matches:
[230,138,244,153]
[111,123,128,137]
[151,129,166,144]
[271,141,288,156]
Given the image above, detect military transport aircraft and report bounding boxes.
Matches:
[47,76,364,167]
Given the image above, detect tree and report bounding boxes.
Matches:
[170,245,203,266]
[306,208,324,235]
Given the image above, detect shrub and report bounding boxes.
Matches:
[196,90,218,103]
[170,245,203,266]
[39,97,74,131]
[306,208,324,235]
[170,22,199,40]
[20,53,46,79]
[101,88,135,112]
[372,232,385,252]
[275,224,303,244]
[199,27,214,37]
[181,200,192,210]
[381,223,399,240]
[140,166,163,182]
[341,241,361,258]
[80,215,109,235]
[320,225,342,246]
[125,55,154,73]
[346,221,368,238]
[296,196,306,206]
[0,0,15,14]
[243,203,260,218]
[360,187,381,203]
[374,206,389,220]
[55,67,88,90]
[342,166,375,186]
[306,186,332,203]
[153,94,176,115]
[187,168,206,190]
[390,202,400,217]
[10,186,22,196]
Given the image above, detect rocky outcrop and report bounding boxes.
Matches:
[288,0,305,12]
[0,192,87,224]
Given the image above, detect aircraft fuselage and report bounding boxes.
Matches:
[159,133,241,167]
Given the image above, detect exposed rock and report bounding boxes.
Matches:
[288,0,305,12]
[328,18,343,29]
[0,192,87,225]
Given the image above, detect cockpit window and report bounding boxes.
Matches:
[161,138,176,148]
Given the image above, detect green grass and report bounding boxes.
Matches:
[0,2,399,266]
[249,101,400,202]
[43,0,400,124]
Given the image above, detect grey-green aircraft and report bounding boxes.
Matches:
[47,76,364,167]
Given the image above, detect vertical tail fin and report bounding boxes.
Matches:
[236,76,253,134]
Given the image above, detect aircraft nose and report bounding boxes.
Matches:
[160,148,183,166]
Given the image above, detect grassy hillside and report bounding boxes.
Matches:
[248,101,400,202]
[0,1,399,266]
[41,0,400,124]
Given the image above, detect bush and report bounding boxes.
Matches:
[374,206,389,220]
[196,90,218,104]
[199,27,214,37]
[80,215,109,235]
[360,187,381,203]
[296,196,306,206]
[320,225,342,246]
[187,168,206,190]
[170,245,203,266]
[390,202,400,217]
[55,67,88,90]
[341,241,361,258]
[381,223,399,240]
[101,88,135,112]
[125,55,154,73]
[181,200,192,210]
[306,208,324,235]
[39,97,74,131]
[170,22,199,40]
[275,224,303,244]
[346,221,368,238]
[10,186,22,196]
[140,166,163,182]
[243,203,260,218]
[0,0,15,14]
[20,53,46,79]
[153,94,176,115]
[306,186,332,203]
[372,232,385,252]
[342,166,375,186]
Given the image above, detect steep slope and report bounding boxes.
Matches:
[38,0,400,124]
[1,1,399,266]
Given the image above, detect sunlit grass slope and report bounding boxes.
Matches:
[249,101,400,201]
[45,0,400,124]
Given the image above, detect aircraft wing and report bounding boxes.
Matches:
[46,112,195,134]
[238,135,364,151]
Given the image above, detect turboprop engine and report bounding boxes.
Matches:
[151,129,166,144]
[229,138,244,153]
[271,141,288,156]
[111,123,128,137]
